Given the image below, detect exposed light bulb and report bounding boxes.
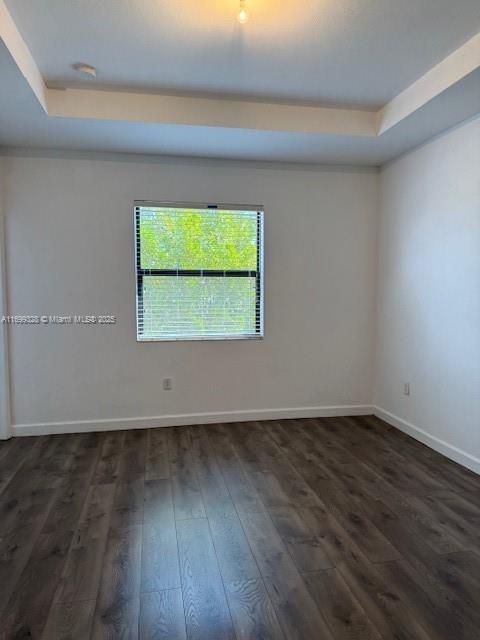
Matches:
[237,1,248,24]
[237,8,248,23]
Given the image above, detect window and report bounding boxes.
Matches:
[135,202,264,341]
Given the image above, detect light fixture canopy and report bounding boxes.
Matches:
[237,0,248,24]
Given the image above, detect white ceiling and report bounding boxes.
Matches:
[0,0,479,165]
[5,0,480,106]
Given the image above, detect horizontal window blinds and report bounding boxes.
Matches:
[135,203,264,340]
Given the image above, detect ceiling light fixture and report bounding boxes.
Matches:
[237,0,248,24]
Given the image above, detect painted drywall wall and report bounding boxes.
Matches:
[375,118,480,472]
[2,153,378,432]
[0,157,10,438]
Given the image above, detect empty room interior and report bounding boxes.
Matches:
[0,1,479,638]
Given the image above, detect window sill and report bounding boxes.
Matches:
[137,334,264,342]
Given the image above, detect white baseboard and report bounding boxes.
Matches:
[374,406,480,475]
[12,404,373,437]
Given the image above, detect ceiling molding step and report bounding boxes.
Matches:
[0,0,47,111]
[0,146,381,173]
[377,32,480,134]
[46,87,377,136]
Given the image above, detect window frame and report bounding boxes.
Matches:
[134,201,264,342]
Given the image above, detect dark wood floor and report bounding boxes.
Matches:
[0,416,479,639]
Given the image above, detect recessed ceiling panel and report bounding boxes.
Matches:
[5,0,480,106]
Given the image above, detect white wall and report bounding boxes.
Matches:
[0,157,11,439]
[375,118,480,473]
[2,153,378,434]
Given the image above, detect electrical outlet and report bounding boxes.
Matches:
[404,382,410,396]
[163,377,173,391]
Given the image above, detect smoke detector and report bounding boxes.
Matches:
[72,63,97,78]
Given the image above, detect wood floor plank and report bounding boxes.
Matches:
[303,568,382,640]
[315,416,381,451]
[168,428,206,520]
[435,550,480,593]
[0,487,55,536]
[343,473,467,557]
[297,505,438,639]
[238,423,323,509]
[246,469,292,509]
[191,427,237,514]
[54,483,116,604]
[0,514,53,613]
[41,600,96,640]
[376,559,479,640]
[110,475,145,529]
[417,493,480,550]
[66,432,102,478]
[279,418,354,470]
[225,578,285,640]
[171,466,206,520]
[353,442,440,495]
[404,495,471,553]
[1,417,479,640]
[329,421,414,478]
[1,528,75,638]
[297,505,366,567]
[0,436,46,498]
[269,506,333,572]
[191,427,260,583]
[42,473,94,534]
[265,461,323,509]
[238,510,334,639]
[292,465,402,565]
[0,437,15,464]
[117,430,148,482]
[237,510,298,578]
[91,523,143,639]
[146,428,170,481]
[92,431,125,484]
[139,589,186,640]
[429,490,480,522]
[218,461,265,515]
[206,424,264,514]
[176,517,235,640]
[207,505,261,583]
[364,415,480,494]
[263,571,334,640]
[263,424,337,502]
[307,418,358,464]
[141,479,181,593]
[325,498,402,563]
[452,489,480,510]
[336,551,433,640]
[226,422,273,469]
[364,495,480,629]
